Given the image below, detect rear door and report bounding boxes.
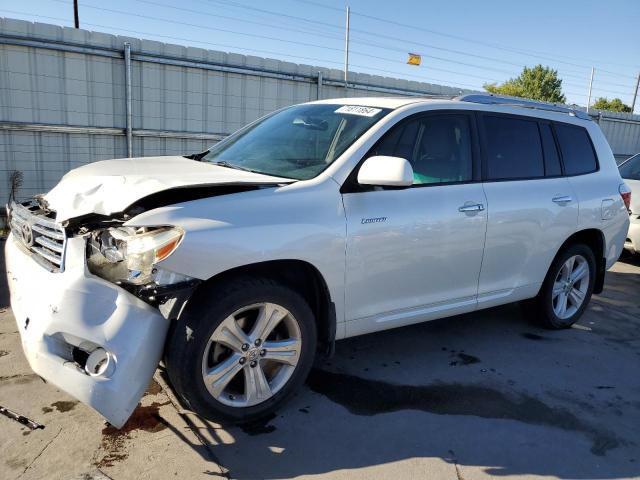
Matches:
[477,114,578,306]
[343,111,488,336]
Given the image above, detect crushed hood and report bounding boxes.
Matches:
[44,156,292,221]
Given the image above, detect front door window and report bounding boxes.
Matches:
[367,114,473,185]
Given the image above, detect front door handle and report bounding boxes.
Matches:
[458,203,485,213]
[552,195,573,205]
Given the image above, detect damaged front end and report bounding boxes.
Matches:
[5,198,200,428]
[85,224,200,317]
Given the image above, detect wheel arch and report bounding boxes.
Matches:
[184,259,336,357]
[550,228,606,294]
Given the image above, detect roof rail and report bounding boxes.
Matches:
[456,93,591,121]
[418,93,459,100]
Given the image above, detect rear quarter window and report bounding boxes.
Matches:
[554,123,598,176]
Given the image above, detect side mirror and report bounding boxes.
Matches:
[357,156,414,187]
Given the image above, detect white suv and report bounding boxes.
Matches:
[6,95,631,428]
[619,153,640,253]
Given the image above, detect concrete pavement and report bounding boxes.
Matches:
[1,247,639,479]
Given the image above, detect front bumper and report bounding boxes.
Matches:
[624,214,640,254]
[5,233,170,428]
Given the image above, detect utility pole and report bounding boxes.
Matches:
[632,72,640,114]
[344,6,350,88]
[124,43,133,158]
[73,0,79,28]
[586,67,594,113]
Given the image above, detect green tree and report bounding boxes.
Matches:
[592,97,632,113]
[484,65,566,103]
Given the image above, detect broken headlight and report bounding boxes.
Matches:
[87,226,184,285]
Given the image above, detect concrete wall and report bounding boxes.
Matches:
[1,17,639,199]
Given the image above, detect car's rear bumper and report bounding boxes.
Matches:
[625,214,640,254]
[5,233,170,428]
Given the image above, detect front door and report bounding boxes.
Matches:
[342,112,488,336]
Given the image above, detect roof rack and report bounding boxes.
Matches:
[418,93,459,100]
[455,93,591,121]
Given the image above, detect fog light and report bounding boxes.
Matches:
[84,348,116,378]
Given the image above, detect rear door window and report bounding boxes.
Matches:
[554,123,598,175]
[482,115,545,180]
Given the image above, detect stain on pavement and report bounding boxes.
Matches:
[145,378,163,396]
[97,401,168,468]
[522,333,549,340]
[449,352,481,366]
[307,369,620,456]
[52,400,78,412]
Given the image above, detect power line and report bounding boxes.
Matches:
[295,0,344,12]
[47,0,349,54]
[197,2,640,94]
[205,0,344,33]
[3,4,636,101]
[294,0,639,76]
[139,0,523,77]
[345,30,637,88]
[47,1,503,80]
[0,10,486,92]
[82,0,638,95]
[135,0,346,43]
[207,0,528,71]
[342,4,640,77]
[0,9,345,66]
[0,9,483,90]
[206,0,638,89]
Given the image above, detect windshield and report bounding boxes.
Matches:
[202,104,391,180]
[619,154,640,180]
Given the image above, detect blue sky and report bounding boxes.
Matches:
[3,0,640,111]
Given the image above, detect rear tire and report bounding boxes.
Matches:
[532,243,596,329]
[165,276,317,423]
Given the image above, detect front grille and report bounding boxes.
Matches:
[8,199,67,272]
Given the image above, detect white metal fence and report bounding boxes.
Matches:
[1,17,639,200]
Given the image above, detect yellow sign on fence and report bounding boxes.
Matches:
[407,53,421,66]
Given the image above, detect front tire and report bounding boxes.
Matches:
[165,277,317,423]
[534,243,596,329]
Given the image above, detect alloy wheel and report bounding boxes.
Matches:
[551,254,590,320]
[201,302,302,407]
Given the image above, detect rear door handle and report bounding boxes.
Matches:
[458,203,485,213]
[552,195,573,205]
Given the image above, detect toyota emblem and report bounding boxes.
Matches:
[20,223,34,247]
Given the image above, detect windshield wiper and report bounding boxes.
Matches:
[210,160,298,181]
[183,150,209,161]
[211,161,261,173]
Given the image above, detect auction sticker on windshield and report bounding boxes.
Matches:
[334,105,382,117]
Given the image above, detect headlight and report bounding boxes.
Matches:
[88,226,184,285]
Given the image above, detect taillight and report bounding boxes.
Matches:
[619,183,631,212]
